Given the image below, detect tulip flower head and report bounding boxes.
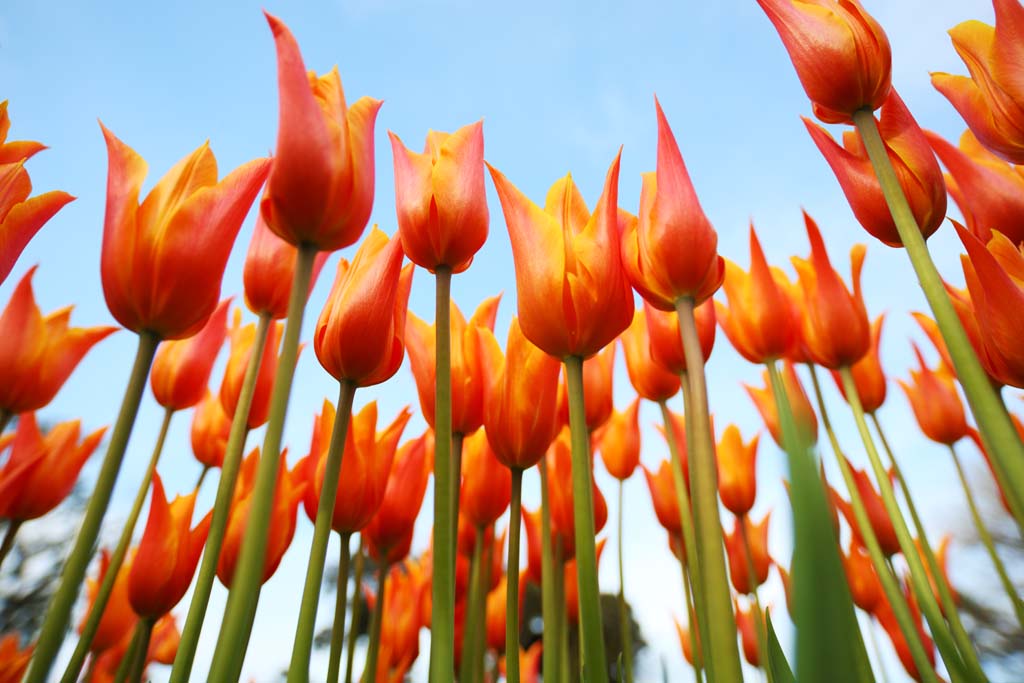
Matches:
[0,101,46,163]
[149,298,230,410]
[521,506,544,584]
[745,362,818,448]
[459,429,512,528]
[643,459,684,536]
[877,580,935,680]
[899,343,970,445]
[190,389,232,469]
[261,13,380,250]
[841,540,883,613]
[724,513,772,594]
[756,0,892,124]
[734,599,764,667]
[716,424,759,517]
[557,342,616,431]
[363,431,431,562]
[81,549,137,653]
[834,460,900,556]
[831,313,888,414]
[375,562,428,680]
[0,633,32,682]
[619,310,681,402]
[564,538,607,623]
[243,215,329,319]
[644,298,716,375]
[547,431,607,559]
[674,616,702,668]
[597,399,641,481]
[389,121,489,273]
[220,311,286,429]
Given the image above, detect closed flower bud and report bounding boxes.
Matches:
[149,298,230,410]
[556,342,615,432]
[724,513,772,594]
[363,432,431,562]
[899,343,969,445]
[190,389,232,469]
[242,215,329,319]
[644,299,716,376]
[831,314,888,414]
[219,311,287,429]
[596,399,641,481]
[619,310,681,402]
[716,424,759,518]
[459,429,511,528]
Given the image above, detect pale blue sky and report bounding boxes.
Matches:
[2,1,1014,681]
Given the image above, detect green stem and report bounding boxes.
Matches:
[60,406,175,683]
[563,354,608,683]
[126,617,155,683]
[675,298,742,682]
[872,413,979,665]
[460,526,486,683]
[478,529,493,683]
[739,517,772,682]
[506,469,523,683]
[864,616,889,683]
[0,520,22,571]
[25,331,160,683]
[208,244,318,683]
[170,313,269,683]
[681,560,703,683]
[555,541,571,683]
[949,445,1024,629]
[852,108,1024,531]
[429,266,456,683]
[539,458,561,683]
[195,465,210,493]
[344,537,365,683]
[452,432,464,576]
[807,364,936,683]
[112,622,144,683]
[361,562,389,683]
[289,379,357,683]
[616,479,633,683]
[839,367,983,682]
[326,533,353,683]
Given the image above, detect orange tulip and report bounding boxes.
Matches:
[756,0,891,124]
[406,296,500,434]
[805,91,946,247]
[261,13,380,250]
[656,406,691,490]
[734,600,763,667]
[0,413,105,521]
[557,342,615,431]
[547,431,607,559]
[99,124,269,339]
[219,311,286,429]
[190,389,232,469]
[485,574,513,653]
[0,101,45,163]
[841,540,883,613]
[724,513,772,594]
[128,474,212,617]
[217,447,306,586]
[459,429,511,529]
[374,562,428,680]
[0,267,116,414]
[475,317,562,470]
[564,538,607,623]
[0,632,32,683]
[0,164,73,286]
[521,506,544,585]
[899,343,969,445]
[488,152,633,359]
[315,228,414,386]
[242,215,329,319]
[620,98,724,310]
[87,614,180,683]
[918,534,958,609]
[596,399,641,481]
[830,314,887,414]
[942,278,1013,388]
[958,225,1024,389]
[149,298,230,410]
[969,427,1015,515]
[302,400,411,534]
[643,459,684,536]
[389,121,489,273]
[81,549,136,653]
[363,432,431,562]
[834,460,900,556]
[716,424,759,518]
[926,129,1024,245]
[619,310,681,402]
[791,212,870,369]
[745,362,818,448]
[674,616,702,668]
[877,580,935,681]
[932,0,1024,163]
[911,311,955,375]
[716,225,797,363]
[644,299,716,376]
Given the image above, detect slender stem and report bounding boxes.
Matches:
[616,479,633,683]
[0,520,22,571]
[839,367,983,682]
[208,244,318,683]
[681,561,702,683]
[477,529,493,683]
[326,533,353,683]
[170,313,270,683]
[126,617,155,683]
[739,517,772,682]
[864,616,889,683]
[554,541,571,683]
[852,108,1024,530]
[25,331,159,683]
[361,563,389,683]
[506,469,523,683]
[460,526,486,683]
[563,355,608,683]
[675,298,742,682]
[950,445,1024,629]
[112,622,144,683]
[289,380,357,683]
[429,266,456,683]
[452,432,464,576]
[60,407,175,683]
[806,364,938,683]
[344,537,365,683]
[539,458,561,683]
[872,413,979,664]
[195,465,210,493]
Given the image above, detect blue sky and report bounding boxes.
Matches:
[2,0,1015,681]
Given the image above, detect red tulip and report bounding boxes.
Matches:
[363,432,431,562]
[834,460,900,556]
[80,549,136,653]
[831,314,887,414]
[547,431,607,559]
[149,298,230,410]
[841,540,883,613]
[556,342,615,431]
[900,343,969,445]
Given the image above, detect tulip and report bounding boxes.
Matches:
[597,399,641,481]
[745,362,818,448]
[911,312,954,376]
[88,614,181,683]
[716,225,797,363]
[406,296,500,434]
[0,267,116,417]
[876,581,935,682]
[0,632,31,682]
[644,299,716,375]
[459,430,511,529]
[716,425,759,518]
[149,298,230,411]
[834,460,900,556]
[520,506,544,585]
[791,212,870,369]
[243,215,329,319]
[841,540,883,613]
[220,311,286,429]
[643,459,685,536]
[899,343,970,445]
[674,617,702,668]
[488,152,633,359]
[926,129,1024,245]
[547,432,608,560]
[556,342,615,431]
[917,535,958,609]
[389,121,489,273]
[80,549,137,653]
[619,310,681,402]
[734,600,763,667]
[374,562,428,681]
[99,124,269,339]
[0,413,105,525]
[656,406,691,490]
[932,0,1024,163]
[724,514,772,595]
[0,162,73,285]
[0,101,45,163]
[129,475,212,618]
[261,12,379,251]
[363,432,432,562]
[831,314,887,414]
[564,539,607,623]
[805,91,947,248]
[942,280,1015,388]
[190,389,232,469]
[756,0,891,124]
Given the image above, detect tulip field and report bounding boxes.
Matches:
[2,1,1024,682]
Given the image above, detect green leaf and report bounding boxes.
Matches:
[766,613,795,683]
